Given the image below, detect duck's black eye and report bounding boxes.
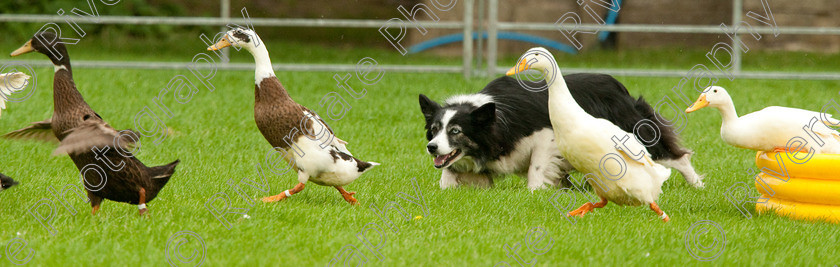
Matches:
[713,89,718,93]
[83,114,91,120]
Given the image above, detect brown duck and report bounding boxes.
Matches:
[5,32,179,215]
[208,28,378,205]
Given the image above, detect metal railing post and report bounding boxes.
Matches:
[732,0,742,75]
[221,0,231,64]
[476,0,485,74]
[486,0,498,77]
[463,0,474,78]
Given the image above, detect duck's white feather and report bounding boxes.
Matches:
[286,136,375,187]
[762,106,840,125]
[552,112,670,205]
[536,49,669,206]
[0,72,31,117]
[720,105,840,153]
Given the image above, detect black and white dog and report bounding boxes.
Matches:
[419,74,703,190]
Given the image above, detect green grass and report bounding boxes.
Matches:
[2,40,840,267]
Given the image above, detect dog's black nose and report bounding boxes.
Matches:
[427,143,438,153]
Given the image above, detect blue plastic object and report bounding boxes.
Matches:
[407,31,578,55]
[597,0,622,41]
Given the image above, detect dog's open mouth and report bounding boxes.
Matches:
[433,149,462,168]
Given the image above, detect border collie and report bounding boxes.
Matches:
[419,74,703,190]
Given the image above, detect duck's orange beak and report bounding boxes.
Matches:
[506,58,529,76]
[685,94,709,113]
[207,37,232,51]
[10,40,34,57]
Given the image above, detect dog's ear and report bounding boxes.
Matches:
[472,103,496,125]
[418,94,440,123]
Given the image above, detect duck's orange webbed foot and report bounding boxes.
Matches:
[567,197,608,217]
[336,186,358,205]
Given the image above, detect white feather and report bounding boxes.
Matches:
[699,86,840,153]
[521,48,670,206]
[0,72,31,118]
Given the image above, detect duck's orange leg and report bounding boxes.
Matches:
[138,187,148,216]
[336,186,358,205]
[261,183,305,203]
[567,196,608,217]
[649,202,670,222]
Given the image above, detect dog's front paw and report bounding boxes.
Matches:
[440,170,460,189]
[440,178,458,189]
[527,182,548,191]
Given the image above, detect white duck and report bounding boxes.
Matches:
[0,72,31,118]
[208,28,379,205]
[507,47,672,222]
[685,86,840,153]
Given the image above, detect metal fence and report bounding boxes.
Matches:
[2,0,840,80]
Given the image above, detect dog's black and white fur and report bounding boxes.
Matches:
[419,74,703,190]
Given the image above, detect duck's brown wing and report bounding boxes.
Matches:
[3,119,57,143]
[299,106,348,144]
[299,106,352,156]
[53,120,138,156]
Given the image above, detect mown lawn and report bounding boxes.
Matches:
[1,36,840,266]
